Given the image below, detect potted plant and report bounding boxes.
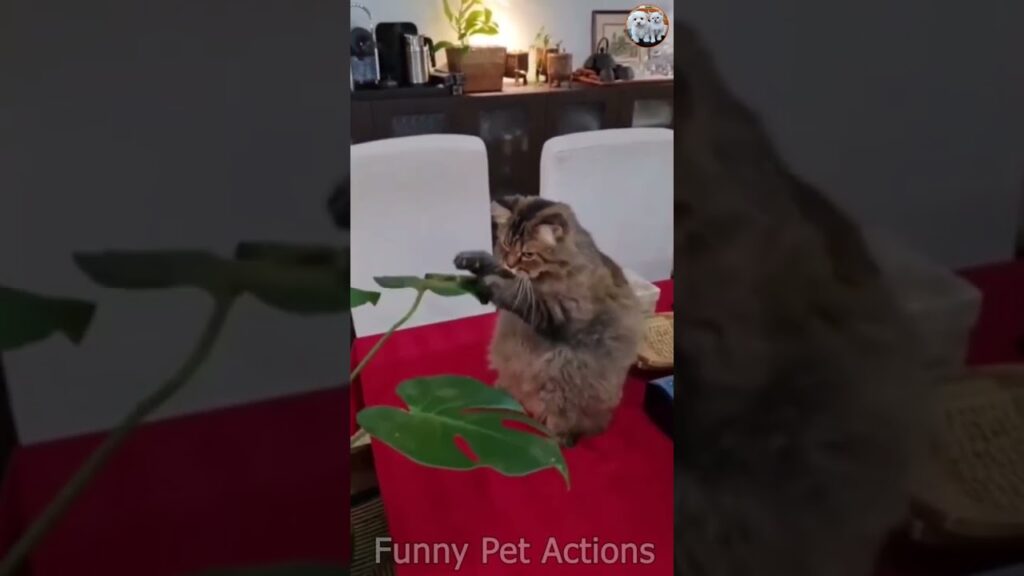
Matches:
[432,0,505,93]
[530,27,561,84]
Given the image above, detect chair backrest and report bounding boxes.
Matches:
[539,128,673,281]
[351,134,494,336]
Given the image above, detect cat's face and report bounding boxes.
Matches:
[490,196,572,280]
[650,12,664,26]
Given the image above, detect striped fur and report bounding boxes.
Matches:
[454,196,643,445]
[675,20,923,576]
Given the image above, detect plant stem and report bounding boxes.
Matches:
[350,288,425,383]
[348,288,427,447]
[0,298,234,576]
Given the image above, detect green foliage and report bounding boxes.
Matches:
[0,241,348,576]
[375,273,488,303]
[434,0,499,53]
[350,288,380,309]
[358,376,569,486]
[0,285,95,351]
[74,244,348,315]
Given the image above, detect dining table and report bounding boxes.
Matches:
[0,387,348,575]
[351,279,675,575]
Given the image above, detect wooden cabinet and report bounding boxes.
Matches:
[543,87,622,137]
[351,102,374,143]
[615,82,674,128]
[350,80,672,196]
[460,93,547,198]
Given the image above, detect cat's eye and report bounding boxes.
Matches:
[521,251,536,260]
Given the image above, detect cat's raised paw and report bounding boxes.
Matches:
[454,251,495,275]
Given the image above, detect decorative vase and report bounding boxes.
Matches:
[546,52,573,88]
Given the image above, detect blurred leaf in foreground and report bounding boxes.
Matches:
[0,285,95,351]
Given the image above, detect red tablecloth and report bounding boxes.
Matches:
[0,388,348,575]
[352,280,674,575]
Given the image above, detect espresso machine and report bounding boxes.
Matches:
[374,22,418,87]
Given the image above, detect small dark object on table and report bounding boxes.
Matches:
[645,375,673,438]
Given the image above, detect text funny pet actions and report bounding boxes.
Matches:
[376,537,656,571]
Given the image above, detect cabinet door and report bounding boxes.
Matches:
[351,102,374,143]
[544,88,620,138]
[371,98,462,140]
[462,95,547,198]
[618,82,674,128]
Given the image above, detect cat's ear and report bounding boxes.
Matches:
[535,224,562,246]
[491,201,512,225]
[535,212,569,246]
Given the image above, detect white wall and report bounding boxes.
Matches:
[681,0,1024,268]
[355,0,674,73]
[0,0,349,443]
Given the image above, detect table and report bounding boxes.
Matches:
[352,280,674,575]
[0,388,348,575]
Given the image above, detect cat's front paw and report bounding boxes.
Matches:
[454,251,496,276]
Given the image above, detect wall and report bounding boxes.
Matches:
[681,0,1024,267]
[0,0,349,443]
[355,0,674,74]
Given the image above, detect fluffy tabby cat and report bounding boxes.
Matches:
[676,20,922,576]
[454,196,644,446]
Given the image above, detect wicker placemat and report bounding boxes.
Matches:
[911,364,1024,544]
[637,312,674,370]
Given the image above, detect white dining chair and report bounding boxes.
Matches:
[350,134,494,336]
[539,128,673,281]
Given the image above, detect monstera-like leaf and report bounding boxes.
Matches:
[376,274,488,304]
[0,285,95,351]
[74,246,347,315]
[350,288,380,309]
[357,375,569,486]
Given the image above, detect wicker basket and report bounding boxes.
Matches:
[637,312,674,370]
[446,46,506,93]
[910,364,1024,545]
[351,440,394,575]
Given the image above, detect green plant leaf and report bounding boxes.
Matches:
[423,273,489,303]
[351,287,380,309]
[190,565,347,576]
[0,285,95,351]
[458,0,481,19]
[75,250,347,315]
[357,375,569,486]
[464,9,484,31]
[374,274,486,301]
[373,276,425,290]
[442,0,454,25]
[474,23,499,36]
[483,7,493,24]
[74,251,231,295]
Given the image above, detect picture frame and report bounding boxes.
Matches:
[591,10,646,69]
